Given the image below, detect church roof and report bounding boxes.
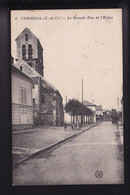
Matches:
[11,65,33,82]
[14,59,58,92]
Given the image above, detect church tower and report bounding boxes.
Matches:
[15,27,44,77]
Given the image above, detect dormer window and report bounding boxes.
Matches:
[25,33,28,41]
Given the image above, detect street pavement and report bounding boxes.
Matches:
[13,121,124,185]
[12,124,94,167]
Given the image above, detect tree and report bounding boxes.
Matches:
[64,99,80,123]
[64,99,93,125]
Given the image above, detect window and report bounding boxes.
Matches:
[22,44,26,59]
[33,98,35,104]
[41,95,45,104]
[25,34,28,41]
[21,89,26,104]
[20,66,22,71]
[28,44,32,59]
[52,101,56,106]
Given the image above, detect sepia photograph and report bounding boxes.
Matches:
[11,9,123,185]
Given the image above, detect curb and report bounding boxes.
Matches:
[13,122,99,168]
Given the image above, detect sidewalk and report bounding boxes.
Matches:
[118,124,123,145]
[113,123,123,147]
[12,123,99,167]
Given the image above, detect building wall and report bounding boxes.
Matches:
[14,27,64,126]
[56,93,64,126]
[31,77,41,124]
[12,74,32,106]
[40,90,57,125]
[96,111,103,115]
[38,41,44,76]
[39,92,54,125]
[34,87,64,126]
[87,105,96,112]
[38,79,64,126]
[12,72,33,130]
[16,28,44,76]
[31,77,55,125]
[12,104,33,126]
[64,112,71,124]
[87,105,96,123]
[16,29,38,59]
[13,63,64,126]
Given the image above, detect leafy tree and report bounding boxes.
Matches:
[65,99,93,124]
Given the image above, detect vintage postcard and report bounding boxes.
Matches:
[11,9,123,185]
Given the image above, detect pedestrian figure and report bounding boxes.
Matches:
[74,123,77,130]
[64,123,67,131]
[79,123,81,130]
[71,124,74,130]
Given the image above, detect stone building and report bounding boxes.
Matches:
[14,58,64,126]
[13,27,64,126]
[12,65,33,130]
[15,27,44,76]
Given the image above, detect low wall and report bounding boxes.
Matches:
[12,124,34,131]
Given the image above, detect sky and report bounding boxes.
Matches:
[11,9,123,110]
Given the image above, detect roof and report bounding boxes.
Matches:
[11,65,33,82]
[96,105,103,111]
[83,100,96,106]
[14,59,58,91]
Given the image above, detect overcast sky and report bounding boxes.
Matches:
[11,9,123,110]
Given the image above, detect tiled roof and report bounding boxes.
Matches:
[14,59,58,91]
[11,65,33,82]
[83,100,96,106]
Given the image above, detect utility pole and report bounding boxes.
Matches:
[117,97,119,112]
[65,95,67,104]
[81,78,84,126]
[64,95,68,125]
[82,78,83,104]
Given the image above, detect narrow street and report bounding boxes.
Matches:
[13,121,123,185]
